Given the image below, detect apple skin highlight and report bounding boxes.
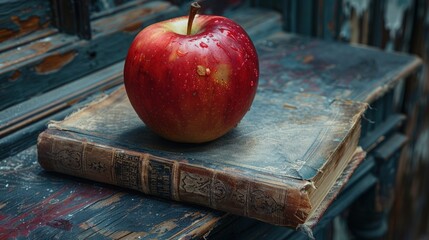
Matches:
[124,15,259,143]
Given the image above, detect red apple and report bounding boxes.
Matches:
[123,5,258,143]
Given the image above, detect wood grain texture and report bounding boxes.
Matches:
[0,146,226,239]
[0,0,51,43]
[255,32,421,103]
[0,1,181,111]
[0,62,124,138]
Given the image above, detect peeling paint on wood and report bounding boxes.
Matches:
[384,0,413,38]
[0,184,113,239]
[343,0,372,16]
[78,222,149,238]
[302,55,315,64]
[34,51,77,75]
[182,211,205,221]
[0,28,57,53]
[8,70,21,82]
[0,1,180,111]
[111,231,148,239]
[89,192,125,209]
[0,36,69,72]
[29,41,53,53]
[92,2,171,35]
[123,22,143,33]
[0,16,44,43]
[46,218,73,231]
[150,220,178,235]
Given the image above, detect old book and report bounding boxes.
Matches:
[0,138,366,239]
[37,86,366,228]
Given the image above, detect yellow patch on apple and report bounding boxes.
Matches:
[213,64,231,86]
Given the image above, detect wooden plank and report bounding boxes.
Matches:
[0,89,116,160]
[374,133,407,161]
[0,33,78,73]
[359,114,406,151]
[0,0,52,44]
[225,7,282,42]
[319,0,342,40]
[0,1,181,110]
[0,62,124,137]
[90,0,150,20]
[0,28,58,53]
[255,32,421,103]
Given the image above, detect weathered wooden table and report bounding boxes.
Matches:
[0,1,422,239]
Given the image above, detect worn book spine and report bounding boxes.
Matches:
[37,129,312,227]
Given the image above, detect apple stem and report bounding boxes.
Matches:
[187,2,201,35]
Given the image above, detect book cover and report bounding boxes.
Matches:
[37,84,366,228]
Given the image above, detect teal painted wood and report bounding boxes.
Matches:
[0,0,52,44]
[0,1,181,111]
[90,0,150,20]
[0,82,125,160]
[296,0,315,36]
[359,114,406,150]
[256,32,420,103]
[0,92,114,160]
[319,0,342,40]
[0,145,227,239]
[0,62,124,136]
[0,28,59,53]
[225,7,282,42]
[348,134,406,239]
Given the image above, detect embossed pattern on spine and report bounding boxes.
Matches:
[147,157,174,199]
[37,130,312,226]
[176,164,303,226]
[113,150,143,191]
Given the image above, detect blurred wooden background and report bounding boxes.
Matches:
[250,1,429,239]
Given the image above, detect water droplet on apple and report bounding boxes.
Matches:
[176,50,187,57]
[199,42,208,48]
[192,91,197,96]
[250,81,254,87]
